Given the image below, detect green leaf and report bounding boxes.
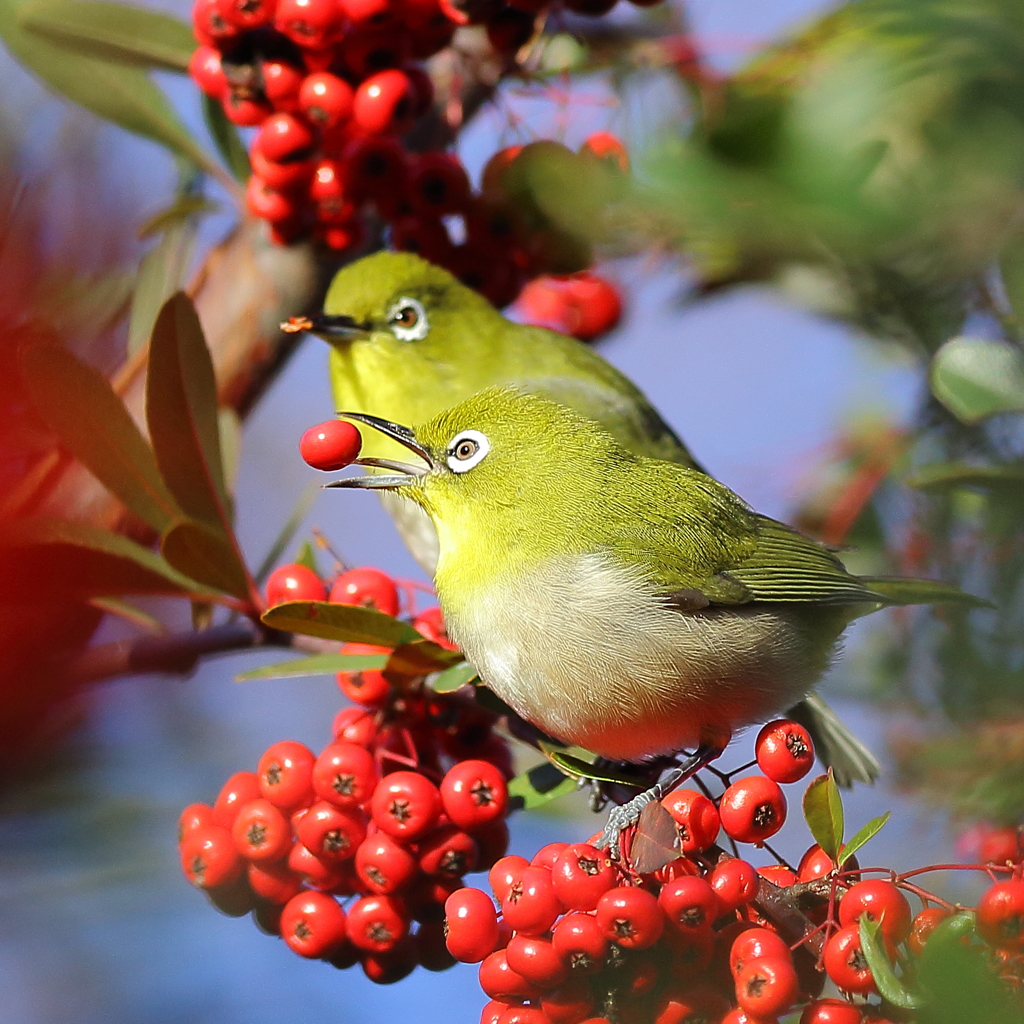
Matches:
[146,292,230,531]
[202,93,251,183]
[260,601,421,648]
[295,539,319,575]
[235,652,390,681]
[802,770,844,861]
[386,640,462,677]
[18,0,194,71]
[20,345,182,533]
[906,462,1024,490]
[161,520,251,600]
[0,517,214,601]
[218,407,242,492]
[128,216,198,355]
[0,0,219,174]
[253,482,319,586]
[88,595,167,634]
[138,195,216,240]
[430,660,479,693]
[931,336,1024,424]
[1000,235,1024,326]
[545,750,644,787]
[507,762,576,810]
[859,917,923,1009]
[839,811,890,865]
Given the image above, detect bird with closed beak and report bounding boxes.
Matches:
[329,387,986,844]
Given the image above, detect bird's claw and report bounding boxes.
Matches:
[598,791,655,858]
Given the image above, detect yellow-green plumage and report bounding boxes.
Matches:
[332,388,985,763]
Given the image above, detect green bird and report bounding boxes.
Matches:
[328,388,985,836]
[300,251,869,784]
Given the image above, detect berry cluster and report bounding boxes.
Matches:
[515,271,623,342]
[187,0,642,309]
[180,556,516,981]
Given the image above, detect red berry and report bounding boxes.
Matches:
[274,0,343,49]
[295,800,366,861]
[709,858,759,912]
[221,91,271,126]
[474,817,511,871]
[800,998,865,1024]
[551,911,608,972]
[258,740,315,810]
[652,856,700,884]
[755,719,815,784]
[595,886,663,950]
[729,926,791,976]
[481,1002,509,1024]
[440,759,509,831]
[329,567,400,616]
[189,45,225,97]
[403,0,455,57]
[541,978,597,1024]
[408,152,471,216]
[336,642,392,708]
[347,893,409,952]
[838,880,912,945]
[361,937,418,983]
[580,131,628,172]
[505,934,569,989]
[371,770,442,841]
[797,843,837,882]
[192,0,238,44]
[445,886,500,963]
[299,72,354,130]
[561,274,622,340]
[978,825,1023,865]
[488,854,529,898]
[478,949,541,1002]
[232,798,292,862]
[551,843,617,911]
[719,775,787,844]
[658,876,719,934]
[355,832,417,893]
[247,175,299,224]
[416,918,457,972]
[411,605,458,650]
[501,865,562,936]
[262,59,304,111]
[180,824,243,888]
[485,6,535,53]
[823,924,876,994]
[299,419,362,471]
[736,955,799,1017]
[253,112,317,164]
[264,563,326,606]
[418,824,479,878]
[758,864,797,888]
[342,135,407,202]
[654,985,730,1024]
[497,1008,549,1024]
[661,789,720,853]
[248,859,304,903]
[908,907,949,956]
[332,706,378,746]
[312,741,377,808]
[340,25,410,78]
[281,890,348,957]
[530,842,569,870]
[352,69,416,135]
[664,925,715,976]
[213,771,263,829]
[287,841,351,891]
[338,0,394,27]
[178,802,215,842]
[977,879,1024,950]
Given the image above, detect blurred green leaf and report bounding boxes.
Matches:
[507,762,576,810]
[839,811,889,865]
[430,660,479,693]
[88,595,167,634]
[20,345,182,532]
[803,770,844,860]
[161,520,250,600]
[138,195,216,239]
[294,539,319,576]
[906,462,1024,490]
[931,336,1024,424]
[18,0,194,71]
[0,518,213,601]
[859,916,922,1009]
[218,407,241,491]
[146,293,230,531]
[0,0,219,173]
[201,93,250,183]
[235,652,390,681]
[1000,235,1024,327]
[261,601,420,648]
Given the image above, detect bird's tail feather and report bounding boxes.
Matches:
[786,693,880,788]
[861,575,992,608]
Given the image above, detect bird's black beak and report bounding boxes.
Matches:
[280,313,372,342]
[326,411,434,490]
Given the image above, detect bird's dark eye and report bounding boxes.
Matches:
[454,439,479,461]
[386,296,429,341]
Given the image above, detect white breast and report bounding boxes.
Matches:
[442,552,840,761]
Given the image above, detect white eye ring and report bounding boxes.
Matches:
[446,430,490,473]
[387,296,429,342]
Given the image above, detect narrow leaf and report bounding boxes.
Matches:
[631,802,681,875]
[161,520,251,600]
[253,482,319,585]
[931,336,1024,424]
[802,770,844,861]
[507,762,576,810]
[147,292,230,531]
[859,917,923,1009]
[386,641,462,677]
[839,811,890,865]
[138,195,216,240]
[0,0,219,174]
[235,652,390,681]
[295,539,319,575]
[0,517,214,601]
[88,596,167,634]
[202,92,250,182]
[431,660,479,693]
[218,407,242,491]
[906,462,1024,491]
[21,345,181,532]
[19,0,194,71]
[546,750,644,787]
[128,218,197,355]
[261,601,421,648]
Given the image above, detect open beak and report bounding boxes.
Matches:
[326,411,434,490]
[280,313,372,342]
